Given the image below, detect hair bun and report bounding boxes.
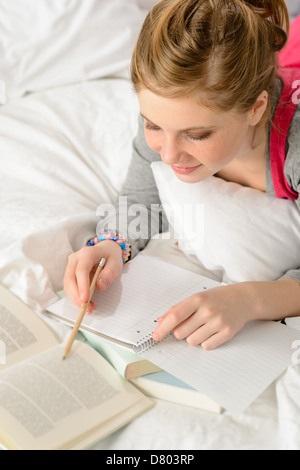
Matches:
[270,23,288,52]
[242,0,289,51]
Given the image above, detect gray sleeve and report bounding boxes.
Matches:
[96,115,168,258]
[284,100,300,209]
[280,100,300,282]
[280,269,300,282]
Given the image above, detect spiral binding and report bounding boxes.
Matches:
[133,333,155,354]
[133,331,171,354]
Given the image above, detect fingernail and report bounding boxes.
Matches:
[152,333,159,342]
[86,306,93,315]
[98,278,107,289]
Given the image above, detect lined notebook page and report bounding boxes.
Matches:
[48,255,220,347]
[47,255,300,414]
[142,320,299,414]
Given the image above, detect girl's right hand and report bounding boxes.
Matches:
[63,240,124,314]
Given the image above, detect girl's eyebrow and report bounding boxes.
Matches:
[140,113,216,132]
[140,113,157,124]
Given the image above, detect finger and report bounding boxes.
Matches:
[185,322,218,347]
[76,249,99,303]
[86,301,96,315]
[64,254,82,308]
[152,295,199,342]
[156,314,167,324]
[172,307,208,340]
[200,327,236,350]
[96,253,122,291]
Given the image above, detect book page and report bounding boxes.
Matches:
[0,285,58,370]
[0,341,152,450]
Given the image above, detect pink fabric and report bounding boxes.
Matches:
[270,68,299,199]
[269,16,300,200]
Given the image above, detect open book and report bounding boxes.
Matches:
[47,255,300,414]
[0,285,152,450]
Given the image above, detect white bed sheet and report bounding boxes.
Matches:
[0,1,300,451]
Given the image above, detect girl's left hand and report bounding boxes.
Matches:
[152,282,257,350]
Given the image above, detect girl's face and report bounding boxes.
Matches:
[138,88,263,183]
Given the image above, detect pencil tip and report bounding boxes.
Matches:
[62,356,65,361]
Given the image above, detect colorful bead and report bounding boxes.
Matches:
[87,230,131,264]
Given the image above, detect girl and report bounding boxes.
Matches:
[64,0,300,350]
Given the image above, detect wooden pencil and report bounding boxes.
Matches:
[63,257,106,359]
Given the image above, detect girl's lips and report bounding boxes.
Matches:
[171,164,202,175]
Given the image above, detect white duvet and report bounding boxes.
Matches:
[0,0,300,450]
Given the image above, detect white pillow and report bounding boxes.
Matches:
[0,0,152,103]
[151,161,300,284]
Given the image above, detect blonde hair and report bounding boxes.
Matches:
[131,0,289,124]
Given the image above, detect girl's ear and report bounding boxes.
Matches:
[250,90,269,126]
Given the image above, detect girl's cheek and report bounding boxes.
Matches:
[144,131,158,152]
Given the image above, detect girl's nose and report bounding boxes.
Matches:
[160,137,184,165]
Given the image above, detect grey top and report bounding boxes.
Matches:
[97,77,300,282]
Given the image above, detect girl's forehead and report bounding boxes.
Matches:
[138,87,216,114]
[138,87,242,127]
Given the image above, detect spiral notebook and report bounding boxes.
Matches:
[47,255,300,414]
[47,255,220,353]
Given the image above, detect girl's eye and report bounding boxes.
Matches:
[187,134,210,141]
[145,122,160,131]
[144,121,211,141]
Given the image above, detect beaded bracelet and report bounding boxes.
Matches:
[86,230,131,264]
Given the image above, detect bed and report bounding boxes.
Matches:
[1,0,300,450]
